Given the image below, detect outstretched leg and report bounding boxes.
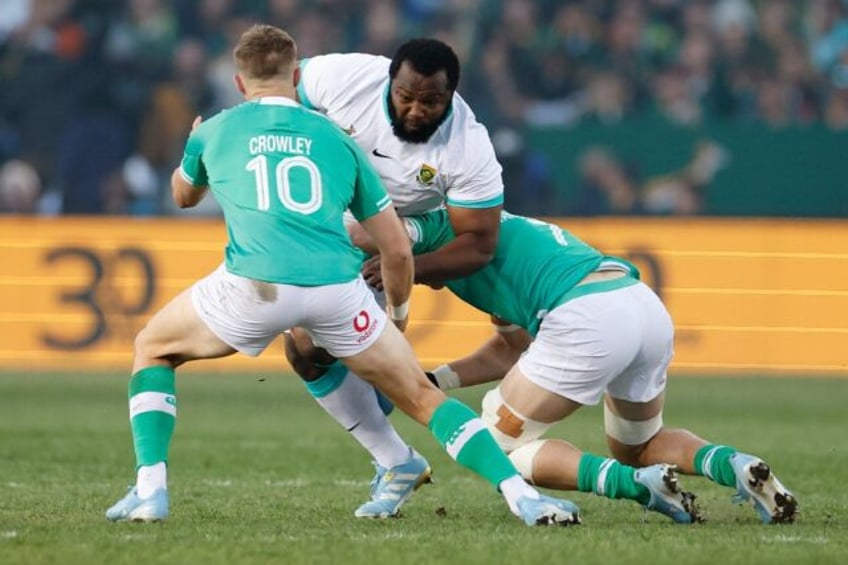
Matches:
[480,367,699,524]
[342,322,581,527]
[284,328,429,518]
[605,394,798,524]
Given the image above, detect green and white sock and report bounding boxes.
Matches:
[128,366,176,497]
[694,444,737,487]
[428,398,520,489]
[577,454,650,505]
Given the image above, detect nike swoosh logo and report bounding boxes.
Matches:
[372,148,392,159]
[346,422,361,432]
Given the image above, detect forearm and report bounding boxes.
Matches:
[347,221,379,255]
[170,168,207,208]
[442,334,523,388]
[414,233,493,284]
[380,252,414,308]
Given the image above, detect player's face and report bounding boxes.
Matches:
[388,61,452,143]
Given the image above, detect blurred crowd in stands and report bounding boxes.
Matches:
[2,0,848,216]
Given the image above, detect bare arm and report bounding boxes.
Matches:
[413,205,501,285]
[171,168,208,209]
[347,220,379,255]
[440,317,532,388]
[358,207,414,329]
[172,116,209,209]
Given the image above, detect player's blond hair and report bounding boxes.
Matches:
[233,24,297,80]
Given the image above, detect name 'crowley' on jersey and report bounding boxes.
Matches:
[295,53,504,217]
[249,135,312,155]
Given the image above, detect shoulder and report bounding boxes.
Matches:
[302,53,389,82]
[437,93,497,168]
[196,103,249,134]
[296,105,362,153]
[299,53,390,112]
[184,105,243,149]
[446,94,493,146]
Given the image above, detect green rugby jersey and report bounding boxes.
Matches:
[407,210,639,336]
[179,96,391,285]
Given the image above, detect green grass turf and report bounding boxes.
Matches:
[0,372,845,565]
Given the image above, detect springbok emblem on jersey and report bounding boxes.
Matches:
[416,163,437,185]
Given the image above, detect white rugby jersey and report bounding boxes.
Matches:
[296,53,503,216]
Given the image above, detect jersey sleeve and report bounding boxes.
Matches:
[347,137,392,222]
[179,126,209,187]
[296,53,385,113]
[404,210,456,255]
[445,118,504,209]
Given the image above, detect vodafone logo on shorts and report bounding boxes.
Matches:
[353,310,379,343]
[353,311,370,332]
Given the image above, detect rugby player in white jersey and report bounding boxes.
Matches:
[284,39,506,518]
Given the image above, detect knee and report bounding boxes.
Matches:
[607,440,647,467]
[133,325,153,361]
[132,326,182,368]
[508,440,547,482]
[604,406,663,465]
[283,329,334,381]
[480,387,552,454]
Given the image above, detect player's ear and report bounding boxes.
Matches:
[292,66,301,89]
[233,74,247,97]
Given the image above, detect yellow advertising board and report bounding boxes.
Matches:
[1,217,846,375]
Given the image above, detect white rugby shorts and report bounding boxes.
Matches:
[191,264,386,358]
[517,281,673,406]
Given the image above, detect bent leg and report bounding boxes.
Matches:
[492,366,658,510]
[605,394,796,523]
[284,327,411,471]
[605,394,740,489]
[604,393,709,475]
[283,328,336,382]
[130,286,237,471]
[342,323,580,526]
[108,286,236,523]
[133,287,236,373]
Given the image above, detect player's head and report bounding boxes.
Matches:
[233,24,299,98]
[388,38,459,143]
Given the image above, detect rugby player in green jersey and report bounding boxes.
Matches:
[104,25,581,527]
[359,209,797,525]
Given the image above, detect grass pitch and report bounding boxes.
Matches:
[0,372,846,565]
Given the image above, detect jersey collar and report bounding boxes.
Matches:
[257,96,299,108]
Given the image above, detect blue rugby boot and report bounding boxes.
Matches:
[354,449,432,518]
[634,464,701,524]
[106,486,169,522]
[730,453,797,524]
[516,494,581,526]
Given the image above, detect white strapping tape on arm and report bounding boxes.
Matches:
[388,300,409,320]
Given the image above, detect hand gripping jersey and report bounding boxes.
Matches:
[296,53,503,216]
[180,97,391,286]
[406,210,640,336]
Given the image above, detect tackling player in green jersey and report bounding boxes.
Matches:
[362,209,797,525]
[104,25,582,527]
